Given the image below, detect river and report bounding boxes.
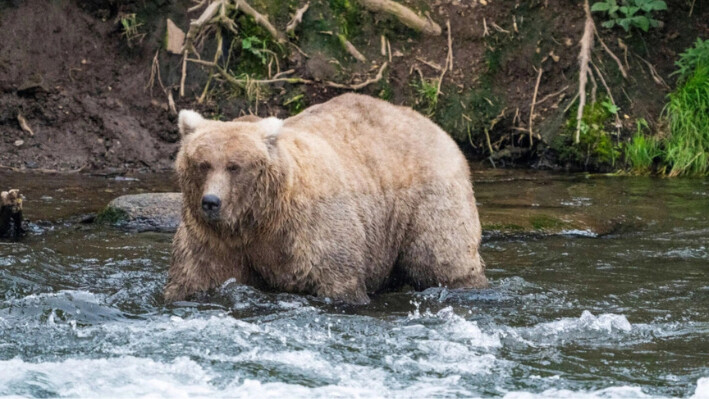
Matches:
[0,171,707,398]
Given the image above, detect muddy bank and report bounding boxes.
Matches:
[0,0,707,172]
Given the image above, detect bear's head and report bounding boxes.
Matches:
[175,110,286,234]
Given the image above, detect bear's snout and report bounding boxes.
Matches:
[201,194,222,215]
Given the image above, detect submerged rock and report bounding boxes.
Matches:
[99,193,181,232]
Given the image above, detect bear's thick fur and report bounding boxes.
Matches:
[165,94,486,304]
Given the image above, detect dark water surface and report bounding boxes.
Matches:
[0,171,707,398]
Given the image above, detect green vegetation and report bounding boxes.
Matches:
[411,77,439,117]
[661,40,709,176]
[591,0,667,32]
[530,215,568,231]
[624,119,662,174]
[553,98,622,170]
[119,13,145,46]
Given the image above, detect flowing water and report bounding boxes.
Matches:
[0,171,707,398]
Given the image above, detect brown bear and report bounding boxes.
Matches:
[164,93,486,304]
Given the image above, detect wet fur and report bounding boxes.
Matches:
[165,94,486,304]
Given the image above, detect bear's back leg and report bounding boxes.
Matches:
[396,182,487,290]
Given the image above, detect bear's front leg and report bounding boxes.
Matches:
[164,224,252,302]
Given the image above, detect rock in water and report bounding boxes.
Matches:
[100,193,182,232]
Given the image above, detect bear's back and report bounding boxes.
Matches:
[280,94,469,193]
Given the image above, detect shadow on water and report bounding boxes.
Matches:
[0,171,708,398]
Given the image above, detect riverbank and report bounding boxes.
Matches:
[1,0,706,173]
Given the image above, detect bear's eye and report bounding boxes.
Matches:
[227,164,241,173]
[197,162,211,171]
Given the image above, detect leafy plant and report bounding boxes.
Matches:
[591,0,667,32]
[119,13,145,46]
[672,38,709,82]
[411,77,439,117]
[241,36,269,65]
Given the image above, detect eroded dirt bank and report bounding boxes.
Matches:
[0,0,706,172]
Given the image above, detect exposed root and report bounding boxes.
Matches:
[575,0,594,144]
[325,62,388,90]
[235,0,286,43]
[286,2,309,34]
[634,53,669,89]
[338,34,367,62]
[435,20,453,97]
[594,27,627,79]
[528,66,543,148]
[591,61,622,134]
[357,0,441,35]
[536,85,569,106]
[16,114,34,136]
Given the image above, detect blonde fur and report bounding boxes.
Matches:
[165,94,486,304]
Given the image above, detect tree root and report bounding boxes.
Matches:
[357,0,441,35]
[325,62,388,90]
[286,2,309,34]
[575,0,594,144]
[528,66,543,148]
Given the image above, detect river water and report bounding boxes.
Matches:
[0,171,707,398]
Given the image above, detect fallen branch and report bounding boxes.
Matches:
[325,62,388,90]
[357,0,441,35]
[286,2,309,33]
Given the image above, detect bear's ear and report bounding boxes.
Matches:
[258,117,283,138]
[178,110,205,137]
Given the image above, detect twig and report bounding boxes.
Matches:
[188,58,313,86]
[689,0,696,16]
[528,66,543,148]
[325,62,388,90]
[447,20,453,71]
[356,0,441,35]
[482,18,489,37]
[435,20,453,97]
[286,2,309,33]
[564,92,580,113]
[490,21,509,34]
[594,26,627,79]
[380,35,387,56]
[179,51,188,97]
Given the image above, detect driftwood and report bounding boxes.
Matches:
[0,189,24,240]
[357,0,441,35]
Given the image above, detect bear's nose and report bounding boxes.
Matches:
[201,194,221,212]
